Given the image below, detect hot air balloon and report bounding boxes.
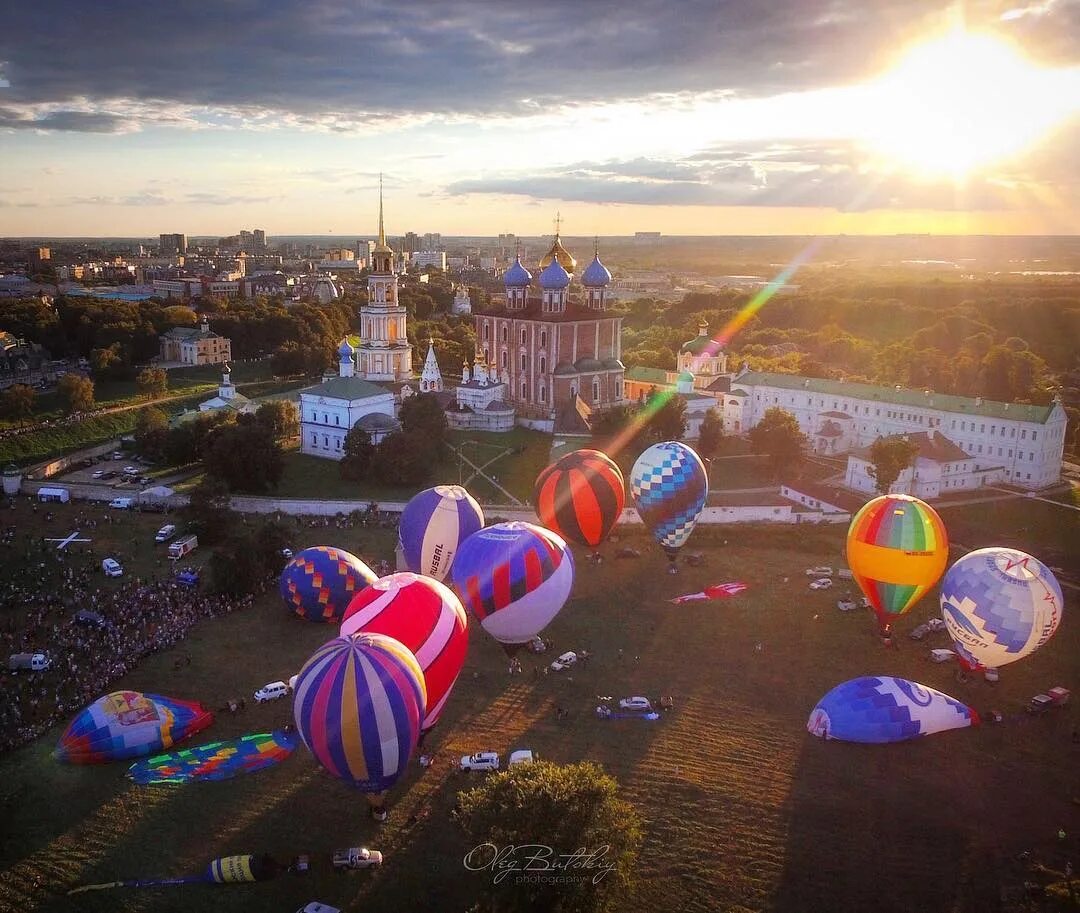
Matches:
[279,546,377,623]
[56,691,213,764]
[845,494,948,635]
[398,485,484,581]
[340,572,468,731]
[292,633,425,818]
[940,547,1063,671]
[629,441,708,572]
[807,676,978,744]
[451,521,574,652]
[534,449,625,548]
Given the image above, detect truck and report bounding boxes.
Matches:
[331,848,383,870]
[1027,687,1071,714]
[8,653,51,672]
[168,535,198,560]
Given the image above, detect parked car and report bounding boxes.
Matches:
[526,636,548,654]
[836,598,858,612]
[909,624,930,641]
[254,681,290,703]
[808,578,833,590]
[618,696,653,712]
[331,848,383,871]
[805,566,834,577]
[108,497,134,510]
[91,469,106,479]
[460,751,500,772]
[926,618,946,633]
[508,749,535,766]
[176,569,200,588]
[102,558,123,577]
[123,466,138,475]
[930,648,956,663]
[155,524,177,543]
[550,651,577,671]
[74,609,109,628]
[111,451,124,461]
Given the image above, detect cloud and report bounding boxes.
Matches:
[2,0,1075,133]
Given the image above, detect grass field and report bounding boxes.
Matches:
[1,502,1078,913]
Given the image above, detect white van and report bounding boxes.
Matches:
[109,497,134,510]
[155,524,177,543]
[254,681,290,703]
[102,558,123,578]
[8,653,51,672]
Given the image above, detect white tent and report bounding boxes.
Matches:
[138,485,176,505]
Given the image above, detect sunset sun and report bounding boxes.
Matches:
[857,30,1079,178]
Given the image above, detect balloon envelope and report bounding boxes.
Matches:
[808,676,977,744]
[293,633,425,793]
[398,485,484,581]
[279,546,377,622]
[56,691,213,764]
[340,572,468,730]
[940,547,1063,669]
[534,449,625,547]
[127,730,298,784]
[451,521,574,648]
[846,494,948,629]
[629,441,708,556]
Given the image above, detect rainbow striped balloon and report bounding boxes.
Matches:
[292,633,426,794]
[845,494,949,632]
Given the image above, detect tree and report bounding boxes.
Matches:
[136,366,168,399]
[747,407,806,479]
[371,430,432,486]
[644,392,688,442]
[0,384,36,423]
[56,373,95,414]
[270,341,309,377]
[90,343,126,380]
[399,392,449,460]
[184,475,235,545]
[339,425,375,481]
[255,400,299,441]
[204,422,283,493]
[697,407,723,460]
[868,436,920,495]
[455,760,642,913]
[134,407,169,463]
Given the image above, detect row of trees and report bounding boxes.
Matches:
[339,393,450,486]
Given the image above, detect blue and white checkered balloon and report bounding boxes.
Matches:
[630,441,708,555]
[940,547,1063,670]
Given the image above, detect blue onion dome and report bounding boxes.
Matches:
[503,255,532,288]
[538,257,571,290]
[581,253,612,287]
[338,339,354,358]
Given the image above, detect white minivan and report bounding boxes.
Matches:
[254,681,290,703]
[102,558,123,577]
[109,497,134,510]
[155,524,177,543]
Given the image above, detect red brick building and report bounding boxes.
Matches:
[472,235,626,429]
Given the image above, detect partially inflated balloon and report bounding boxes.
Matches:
[630,441,708,563]
[279,546,377,623]
[340,572,468,730]
[807,677,977,744]
[293,633,425,799]
[451,521,574,650]
[846,495,948,633]
[398,485,484,581]
[56,691,213,764]
[534,449,625,547]
[940,547,1063,670]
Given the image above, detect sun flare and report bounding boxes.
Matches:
[857,30,1080,179]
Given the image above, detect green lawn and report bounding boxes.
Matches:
[1,504,1078,913]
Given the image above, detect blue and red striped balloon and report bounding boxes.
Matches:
[451,521,574,649]
[292,633,426,794]
[398,485,484,582]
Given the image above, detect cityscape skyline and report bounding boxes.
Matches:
[1,1,1078,236]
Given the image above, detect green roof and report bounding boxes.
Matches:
[733,371,1056,423]
[301,376,391,401]
[624,366,671,385]
[680,335,714,355]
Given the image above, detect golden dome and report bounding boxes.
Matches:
[538,235,576,273]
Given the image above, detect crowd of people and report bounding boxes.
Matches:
[0,516,258,754]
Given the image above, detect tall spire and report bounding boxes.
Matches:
[378,173,386,248]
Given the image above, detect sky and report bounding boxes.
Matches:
[1,0,1079,238]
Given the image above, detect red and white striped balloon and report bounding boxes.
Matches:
[340,572,468,730]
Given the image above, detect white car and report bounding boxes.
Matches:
[123,466,139,474]
[927,618,946,633]
[102,558,123,578]
[836,598,858,612]
[805,566,834,577]
[331,847,383,870]
[91,469,106,479]
[155,525,177,543]
[254,681,290,703]
[618,696,653,712]
[930,648,956,663]
[550,651,577,671]
[508,749,535,766]
[808,578,833,590]
[460,751,500,772]
[109,497,135,509]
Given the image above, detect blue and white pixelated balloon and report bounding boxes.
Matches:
[398,485,485,582]
[940,547,1063,670]
[630,441,708,564]
[807,676,978,744]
